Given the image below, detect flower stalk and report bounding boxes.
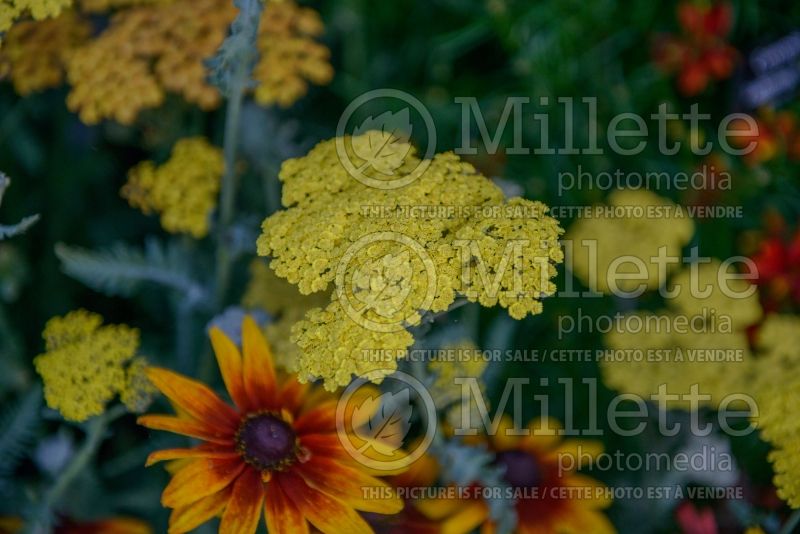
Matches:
[212,0,264,307]
[25,405,126,533]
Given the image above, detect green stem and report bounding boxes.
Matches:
[0,100,27,147]
[175,298,193,373]
[175,237,196,373]
[214,62,247,308]
[0,303,25,390]
[262,164,281,216]
[780,509,800,534]
[25,406,125,532]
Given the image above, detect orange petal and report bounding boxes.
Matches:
[276,471,372,534]
[210,327,249,410]
[280,378,310,414]
[294,384,384,435]
[145,367,238,430]
[293,404,337,435]
[137,415,234,445]
[162,458,244,508]
[543,439,603,470]
[521,417,562,454]
[169,486,232,533]
[219,467,265,534]
[298,433,355,465]
[414,493,464,520]
[80,518,153,534]
[440,501,489,534]
[265,480,310,534]
[146,445,239,466]
[241,316,278,409]
[299,433,407,476]
[490,414,523,451]
[296,456,403,514]
[298,386,335,413]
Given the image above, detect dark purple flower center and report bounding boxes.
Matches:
[236,413,297,470]
[495,450,542,488]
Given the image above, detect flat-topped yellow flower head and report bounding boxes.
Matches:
[258,132,564,389]
[122,137,223,238]
[34,309,154,421]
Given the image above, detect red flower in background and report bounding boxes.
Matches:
[751,226,800,311]
[653,2,737,96]
[729,109,800,166]
[675,502,718,534]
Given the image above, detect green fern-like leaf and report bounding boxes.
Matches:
[0,174,39,240]
[55,239,207,302]
[0,215,41,240]
[0,386,42,486]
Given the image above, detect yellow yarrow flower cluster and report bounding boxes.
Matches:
[78,0,170,13]
[604,309,800,508]
[444,196,563,319]
[65,0,234,124]
[567,189,695,294]
[241,259,329,371]
[601,259,762,409]
[668,260,763,330]
[120,356,158,413]
[0,0,71,45]
[0,10,90,94]
[33,310,154,422]
[290,300,416,387]
[57,0,331,124]
[751,315,800,508]
[253,0,333,107]
[602,317,752,409]
[122,137,223,238]
[258,131,564,389]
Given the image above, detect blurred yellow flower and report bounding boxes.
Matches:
[602,314,752,409]
[751,314,800,508]
[0,0,72,44]
[0,516,22,534]
[567,189,694,294]
[78,0,169,12]
[601,260,762,410]
[0,10,90,94]
[254,0,333,107]
[668,259,762,330]
[34,310,152,422]
[122,137,223,238]
[66,0,234,124]
[120,356,158,414]
[61,0,331,124]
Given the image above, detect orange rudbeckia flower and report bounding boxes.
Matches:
[484,416,615,534]
[138,316,403,534]
[397,417,615,534]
